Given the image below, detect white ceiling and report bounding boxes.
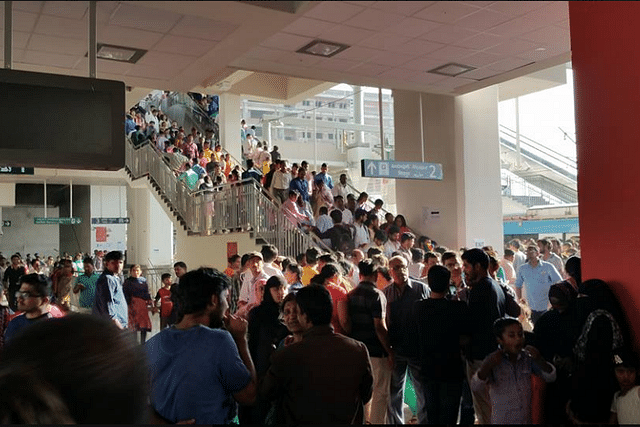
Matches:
[0,1,571,98]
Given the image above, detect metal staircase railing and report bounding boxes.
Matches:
[499,124,577,181]
[125,138,327,258]
[502,171,565,207]
[522,174,577,203]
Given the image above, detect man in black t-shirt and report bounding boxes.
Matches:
[461,248,506,425]
[348,259,392,424]
[415,265,471,424]
[3,254,27,311]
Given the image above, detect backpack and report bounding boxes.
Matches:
[499,282,522,318]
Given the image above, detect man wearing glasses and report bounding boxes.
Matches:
[4,273,52,343]
[384,256,430,424]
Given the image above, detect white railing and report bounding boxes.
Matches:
[125,139,325,258]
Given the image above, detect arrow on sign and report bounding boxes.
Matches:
[367,162,377,174]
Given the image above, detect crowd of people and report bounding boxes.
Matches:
[1,234,638,425]
[0,104,633,423]
[126,101,241,192]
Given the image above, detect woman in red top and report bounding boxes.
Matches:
[311,264,350,335]
[394,214,412,235]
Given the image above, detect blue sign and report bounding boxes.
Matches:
[503,218,579,235]
[360,159,443,181]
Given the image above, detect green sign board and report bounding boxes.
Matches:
[34,217,82,225]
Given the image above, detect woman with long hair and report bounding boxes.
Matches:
[394,214,412,234]
[122,265,153,343]
[244,276,289,424]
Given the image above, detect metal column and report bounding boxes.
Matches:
[4,1,12,69]
[88,1,97,78]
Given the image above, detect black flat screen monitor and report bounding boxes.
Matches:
[0,69,125,170]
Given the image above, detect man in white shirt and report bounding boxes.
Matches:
[501,249,517,287]
[371,199,386,224]
[261,245,284,279]
[238,252,270,312]
[537,238,565,278]
[333,195,353,225]
[332,174,350,199]
[242,134,255,163]
[384,226,402,258]
[353,210,371,251]
[272,160,291,204]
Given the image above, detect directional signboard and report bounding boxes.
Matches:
[91,217,130,224]
[34,217,82,225]
[361,159,443,181]
[0,166,34,175]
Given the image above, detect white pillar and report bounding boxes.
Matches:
[457,86,503,251]
[125,187,173,267]
[218,93,242,161]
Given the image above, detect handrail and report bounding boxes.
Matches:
[500,124,576,166]
[501,170,565,205]
[499,124,577,179]
[125,138,324,258]
[344,181,392,216]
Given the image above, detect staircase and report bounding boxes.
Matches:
[124,138,327,258]
[499,124,577,204]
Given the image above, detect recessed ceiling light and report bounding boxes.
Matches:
[535,47,546,51]
[91,43,147,64]
[297,39,350,58]
[427,62,476,77]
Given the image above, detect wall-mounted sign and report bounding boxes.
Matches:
[91,217,130,224]
[361,159,443,180]
[0,166,34,175]
[34,217,82,225]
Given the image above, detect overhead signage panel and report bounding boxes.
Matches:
[361,159,443,181]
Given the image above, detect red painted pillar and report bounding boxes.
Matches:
[570,1,640,348]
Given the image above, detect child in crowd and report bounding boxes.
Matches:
[154,273,173,330]
[472,317,556,424]
[610,350,640,424]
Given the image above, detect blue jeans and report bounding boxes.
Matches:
[424,381,462,425]
[388,355,427,424]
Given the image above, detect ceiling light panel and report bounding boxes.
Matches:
[428,62,476,77]
[96,43,147,64]
[297,40,350,58]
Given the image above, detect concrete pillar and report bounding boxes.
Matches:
[456,86,503,251]
[393,87,502,251]
[348,85,372,191]
[126,187,173,267]
[218,93,242,161]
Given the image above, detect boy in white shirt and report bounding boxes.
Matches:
[610,350,640,425]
